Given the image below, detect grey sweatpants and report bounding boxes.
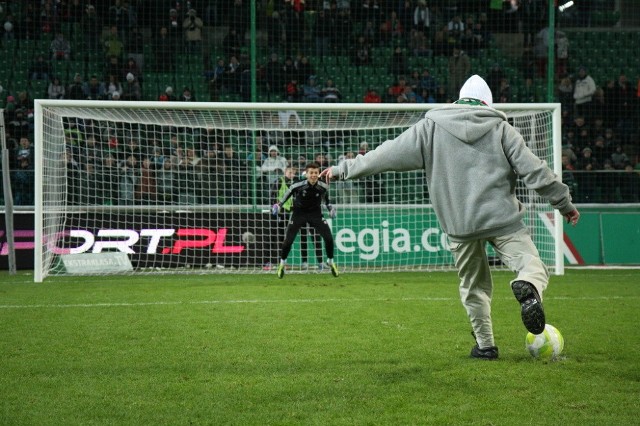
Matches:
[448,228,549,349]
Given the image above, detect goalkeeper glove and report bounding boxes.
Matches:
[271,203,281,216]
[329,206,337,219]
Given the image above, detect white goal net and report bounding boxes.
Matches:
[34,101,563,281]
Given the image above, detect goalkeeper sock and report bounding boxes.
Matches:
[280,259,286,265]
[327,258,333,265]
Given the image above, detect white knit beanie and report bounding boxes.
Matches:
[458,75,493,106]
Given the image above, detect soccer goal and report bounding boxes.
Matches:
[34,101,563,281]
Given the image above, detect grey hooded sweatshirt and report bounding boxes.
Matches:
[330,104,575,242]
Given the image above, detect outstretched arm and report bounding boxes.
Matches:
[321,123,426,183]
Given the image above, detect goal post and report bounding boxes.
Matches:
[34,100,563,281]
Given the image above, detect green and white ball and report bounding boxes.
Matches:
[525,324,564,361]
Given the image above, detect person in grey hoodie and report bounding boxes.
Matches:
[320,75,580,360]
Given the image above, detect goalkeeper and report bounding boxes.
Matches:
[272,162,339,278]
[320,75,580,360]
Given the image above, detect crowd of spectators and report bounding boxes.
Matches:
[0,0,638,205]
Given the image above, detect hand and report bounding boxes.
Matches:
[319,168,333,184]
[330,206,337,219]
[564,209,580,226]
[271,203,280,216]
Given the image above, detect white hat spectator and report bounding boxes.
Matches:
[126,73,134,82]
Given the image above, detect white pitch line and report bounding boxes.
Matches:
[0,295,636,310]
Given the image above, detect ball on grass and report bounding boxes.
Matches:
[525,324,564,361]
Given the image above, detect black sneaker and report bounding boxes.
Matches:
[470,344,499,360]
[511,280,545,335]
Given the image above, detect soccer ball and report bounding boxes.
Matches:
[525,324,564,361]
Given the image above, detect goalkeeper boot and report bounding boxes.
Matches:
[329,261,339,277]
[276,263,285,279]
[511,280,545,335]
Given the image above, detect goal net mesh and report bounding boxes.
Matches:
[35,102,560,280]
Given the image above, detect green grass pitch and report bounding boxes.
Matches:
[1,269,639,425]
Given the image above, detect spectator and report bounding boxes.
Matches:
[122,57,142,83]
[81,4,100,52]
[407,70,421,90]
[15,91,33,111]
[386,77,408,103]
[573,66,597,122]
[351,35,371,66]
[156,157,177,203]
[261,145,289,192]
[162,86,177,102]
[611,73,636,134]
[397,85,417,103]
[303,76,322,102]
[15,137,34,166]
[119,155,138,205]
[153,27,176,71]
[12,145,34,205]
[321,79,342,103]
[557,76,573,113]
[313,9,332,57]
[28,55,52,81]
[296,56,315,84]
[183,9,204,54]
[179,87,196,102]
[555,31,569,78]
[413,0,433,35]
[221,144,244,204]
[409,29,432,58]
[611,144,631,170]
[85,75,106,100]
[50,32,72,61]
[389,46,408,78]
[67,73,87,100]
[48,77,66,99]
[447,15,465,43]
[448,47,471,100]
[281,57,298,91]
[121,73,142,101]
[264,53,283,96]
[592,135,612,166]
[104,56,122,82]
[416,88,435,103]
[284,77,302,102]
[363,88,382,103]
[225,55,243,93]
[166,8,182,48]
[575,147,600,203]
[419,69,438,94]
[380,11,404,46]
[207,57,227,95]
[222,27,243,60]
[561,154,578,197]
[620,164,640,202]
[486,63,505,96]
[496,78,511,103]
[127,26,145,74]
[102,74,123,100]
[102,26,124,60]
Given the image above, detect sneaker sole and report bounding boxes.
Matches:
[511,281,545,335]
